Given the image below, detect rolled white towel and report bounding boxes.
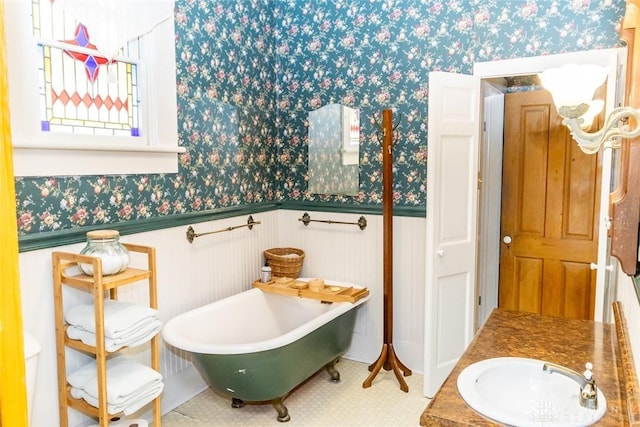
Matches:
[67,319,162,352]
[65,300,158,339]
[68,357,162,405]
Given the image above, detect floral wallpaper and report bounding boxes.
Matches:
[14,0,625,237]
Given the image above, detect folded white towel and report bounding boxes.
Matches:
[71,380,163,415]
[65,300,158,339]
[67,319,162,352]
[88,316,158,342]
[68,357,162,405]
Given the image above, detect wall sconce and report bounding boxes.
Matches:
[539,64,640,154]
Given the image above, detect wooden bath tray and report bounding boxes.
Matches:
[252,278,369,303]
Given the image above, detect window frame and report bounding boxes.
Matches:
[4,0,184,177]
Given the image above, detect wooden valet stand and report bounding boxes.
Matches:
[363,109,412,392]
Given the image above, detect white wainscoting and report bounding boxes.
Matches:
[278,210,426,370]
[18,209,426,426]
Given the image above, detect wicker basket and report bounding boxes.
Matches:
[264,247,305,278]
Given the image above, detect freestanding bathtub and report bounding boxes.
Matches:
[162,279,369,422]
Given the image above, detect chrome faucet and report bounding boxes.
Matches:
[542,362,598,410]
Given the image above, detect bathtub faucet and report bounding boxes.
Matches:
[542,361,598,410]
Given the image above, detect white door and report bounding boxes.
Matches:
[424,71,480,397]
[476,83,504,326]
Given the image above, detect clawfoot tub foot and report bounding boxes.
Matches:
[272,397,290,422]
[231,398,245,408]
[325,357,341,382]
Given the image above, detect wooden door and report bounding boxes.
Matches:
[499,90,601,320]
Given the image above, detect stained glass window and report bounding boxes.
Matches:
[31,0,141,137]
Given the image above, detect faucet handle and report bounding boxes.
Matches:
[580,362,598,410]
[583,362,593,380]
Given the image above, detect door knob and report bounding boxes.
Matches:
[590,262,614,271]
[437,250,445,257]
[503,235,512,244]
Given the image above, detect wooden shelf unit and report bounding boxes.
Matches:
[52,243,161,427]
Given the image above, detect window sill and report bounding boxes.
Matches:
[13,143,186,176]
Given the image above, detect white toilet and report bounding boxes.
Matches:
[23,332,41,426]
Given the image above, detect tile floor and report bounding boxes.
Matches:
[162,358,429,426]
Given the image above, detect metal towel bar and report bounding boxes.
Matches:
[186,215,260,243]
[298,212,367,230]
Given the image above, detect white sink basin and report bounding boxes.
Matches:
[457,357,606,427]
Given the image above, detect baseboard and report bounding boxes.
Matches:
[160,365,208,414]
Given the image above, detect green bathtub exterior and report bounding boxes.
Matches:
[191,307,358,403]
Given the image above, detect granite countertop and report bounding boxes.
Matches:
[420,308,628,426]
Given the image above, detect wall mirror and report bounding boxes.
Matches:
[612,3,640,278]
[307,103,360,196]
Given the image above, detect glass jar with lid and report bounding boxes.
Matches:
[78,230,130,275]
